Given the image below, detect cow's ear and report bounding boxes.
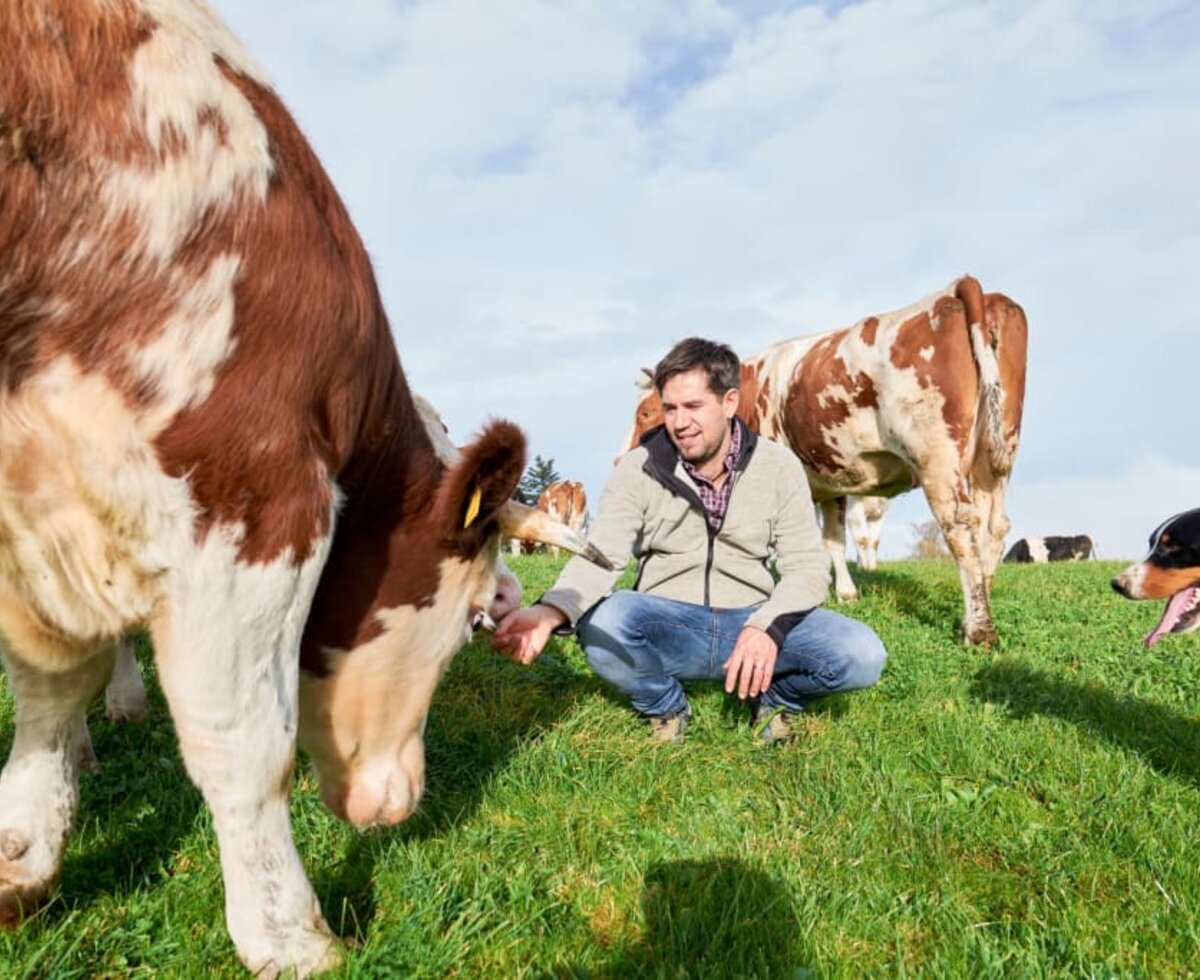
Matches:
[437,419,526,539]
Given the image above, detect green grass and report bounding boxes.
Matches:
[3,557,1200,977]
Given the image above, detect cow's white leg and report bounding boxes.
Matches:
[862,496,888,572]
[861,525,880,572]
[820,499,858,601]
[104,636,149,723]
[922,480,995,646]
[0,646,112,924]
[152,533,339,977]
[973,477,1011,589]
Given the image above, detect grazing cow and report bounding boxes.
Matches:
[623,276,1027,644]
[846,496,890,572]
[0,3,610,976]
[538,480,588,557]
[1003,535,1094,564]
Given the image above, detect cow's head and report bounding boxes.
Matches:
[299,417,610,828]
[1112,508,1200,648]
[616,369,665,461]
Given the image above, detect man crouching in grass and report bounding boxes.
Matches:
[491,338,886,744]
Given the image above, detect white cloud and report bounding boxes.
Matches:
[206,0,1200,562]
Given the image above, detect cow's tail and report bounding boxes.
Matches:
[958,275,1013,477]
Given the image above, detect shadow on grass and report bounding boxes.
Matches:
[400,640,600,841]
[858,567,962,637]
[594,858,814,978]
[58,710,203,908]
[970,659,1200,785]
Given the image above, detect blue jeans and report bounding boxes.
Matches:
[576,591,887,718]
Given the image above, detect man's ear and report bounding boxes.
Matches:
[723,386,740,420]
[436,420,526,542]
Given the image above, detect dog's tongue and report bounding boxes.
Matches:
[1145,586,1200,648]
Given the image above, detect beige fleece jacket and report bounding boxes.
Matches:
[540,422,831,645]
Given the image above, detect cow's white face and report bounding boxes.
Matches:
[294,410,607,829]
[298,535,509,827]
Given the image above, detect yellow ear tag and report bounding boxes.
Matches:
[464,486,483,528]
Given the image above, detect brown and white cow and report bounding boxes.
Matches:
[623,277,1027,644]
[0,3,610,975]
[537,480,588,557]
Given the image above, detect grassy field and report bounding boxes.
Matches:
[2,556,1200,977]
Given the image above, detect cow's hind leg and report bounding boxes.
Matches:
[0,645,113,924]
[921,480,997,646]
[971,466,1012,592]
[152,545,339,977]
[820,499,858,601]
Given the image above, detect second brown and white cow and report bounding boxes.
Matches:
[537,480,588,557]
[0,2,609,976]
[623,276,1028,644]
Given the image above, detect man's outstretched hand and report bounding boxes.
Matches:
[491,604,568,665]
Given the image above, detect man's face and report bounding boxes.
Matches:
[660,368,739,467]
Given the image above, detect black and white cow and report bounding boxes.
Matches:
[1004,535,1094,564]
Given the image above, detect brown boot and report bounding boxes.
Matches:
[647,702,691,743]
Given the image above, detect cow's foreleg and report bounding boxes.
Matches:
[153,548,340,978]
[820,498,858,601]
[0,646,112,924]
[104,636,149,723]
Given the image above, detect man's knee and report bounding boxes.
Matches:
[844,625,887,688]
[578,593,639,675]
[578,591,641,646]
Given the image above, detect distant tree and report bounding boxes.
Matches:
[908,519,951,560]
[515,455,560,506]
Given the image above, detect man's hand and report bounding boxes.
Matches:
[491,604,568,665]
[723,626,778,700]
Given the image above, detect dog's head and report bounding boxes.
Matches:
[1112,508,1200,647]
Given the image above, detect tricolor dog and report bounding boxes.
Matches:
[1112,509,1200,647]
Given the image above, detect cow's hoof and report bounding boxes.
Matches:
[238,924,344,978]
[835,590,859,603]
[963,622,999,647]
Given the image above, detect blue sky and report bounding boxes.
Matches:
[213,0,1200,560]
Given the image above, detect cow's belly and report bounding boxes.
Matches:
[806,452,916,500]
[0,366,193,662]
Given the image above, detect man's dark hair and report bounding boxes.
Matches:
[652,338,741,395]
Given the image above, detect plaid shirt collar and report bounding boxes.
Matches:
[681,420,742,531]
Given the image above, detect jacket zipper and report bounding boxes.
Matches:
[704,469,741,607]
